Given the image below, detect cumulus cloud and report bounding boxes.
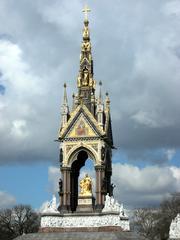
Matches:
[112,163,180,208]
[48,166,60,193]
[165,149,176,161]
[0,39,58,164]
[0,191,16,209]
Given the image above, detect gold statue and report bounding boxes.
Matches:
[80,174,92,196]
[77,74,81,87]
[89,77,93,87]
[83,70,89,86]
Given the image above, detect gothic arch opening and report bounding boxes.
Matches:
[70,149,95,212]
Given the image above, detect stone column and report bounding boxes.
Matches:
[60,167,71,212]
[95,165,105,210]
[70,169,79,212]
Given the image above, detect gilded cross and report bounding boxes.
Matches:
[82,5,91,20]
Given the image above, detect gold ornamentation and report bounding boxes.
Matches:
[77,74,81,87]
[79,174,92,196]
[66,145,74,153]
[75,120,89,136]
[90,144,98,152]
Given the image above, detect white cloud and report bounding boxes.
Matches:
[39,0,82,37]
[0,0,179,166]
[170,166,180,191]
[131,110,161,128]
[0,191,16,209]
[112,163,179,207]
[163,0,180,17]
[0,39,57,163]
[0,40,43,95]
[10,119,29,139]
[48,166,60,193]
[165,149,176,161]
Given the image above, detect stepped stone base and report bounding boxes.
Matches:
[14,231,147,240]
[40,226,123,233]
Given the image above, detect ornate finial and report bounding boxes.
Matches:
[63,83,68,104]
[98,81,102,103]
[82,5,91,21]
[105,92,110,108]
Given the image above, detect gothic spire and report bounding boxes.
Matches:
[98,81,102,103]
[63,83,68,105]
[61,83,69,128]
[77,5,96,111]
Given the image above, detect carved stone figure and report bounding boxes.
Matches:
[110,183,116,196]
[101,177,106,191]
[83,70,89,86]
[79,174,92,196]
[102,194,126,217]
[77,75,81,87]
[169,213,180,239]
[42,195,58,213]
[101,147,105,161]
[59,178,63,193]
[59,148,63,163]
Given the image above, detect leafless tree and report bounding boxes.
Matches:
[157,193,180,240]
[134,208,160,240]
[0,204,40,240]
[133,193,180,240]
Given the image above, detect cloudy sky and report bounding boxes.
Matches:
[0,0,180,210]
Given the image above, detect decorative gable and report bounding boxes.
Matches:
[58,105,105,139]
[67,114,97,138]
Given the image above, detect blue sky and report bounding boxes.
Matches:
[0,0,180,209]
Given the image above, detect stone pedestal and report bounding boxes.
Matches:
[40,212,130,232]
[40,194,130,233]
[76,195,95,212]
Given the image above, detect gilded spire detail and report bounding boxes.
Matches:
[77,5,96,94]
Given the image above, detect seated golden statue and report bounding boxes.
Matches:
[79,174,92,196]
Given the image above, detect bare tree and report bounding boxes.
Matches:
[157,193,180,240]
[134,208,160,240]
[133,193,180,240]
[0,204,40,240]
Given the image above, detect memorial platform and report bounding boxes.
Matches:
[40,211,130,232]
[14,231,147,240]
